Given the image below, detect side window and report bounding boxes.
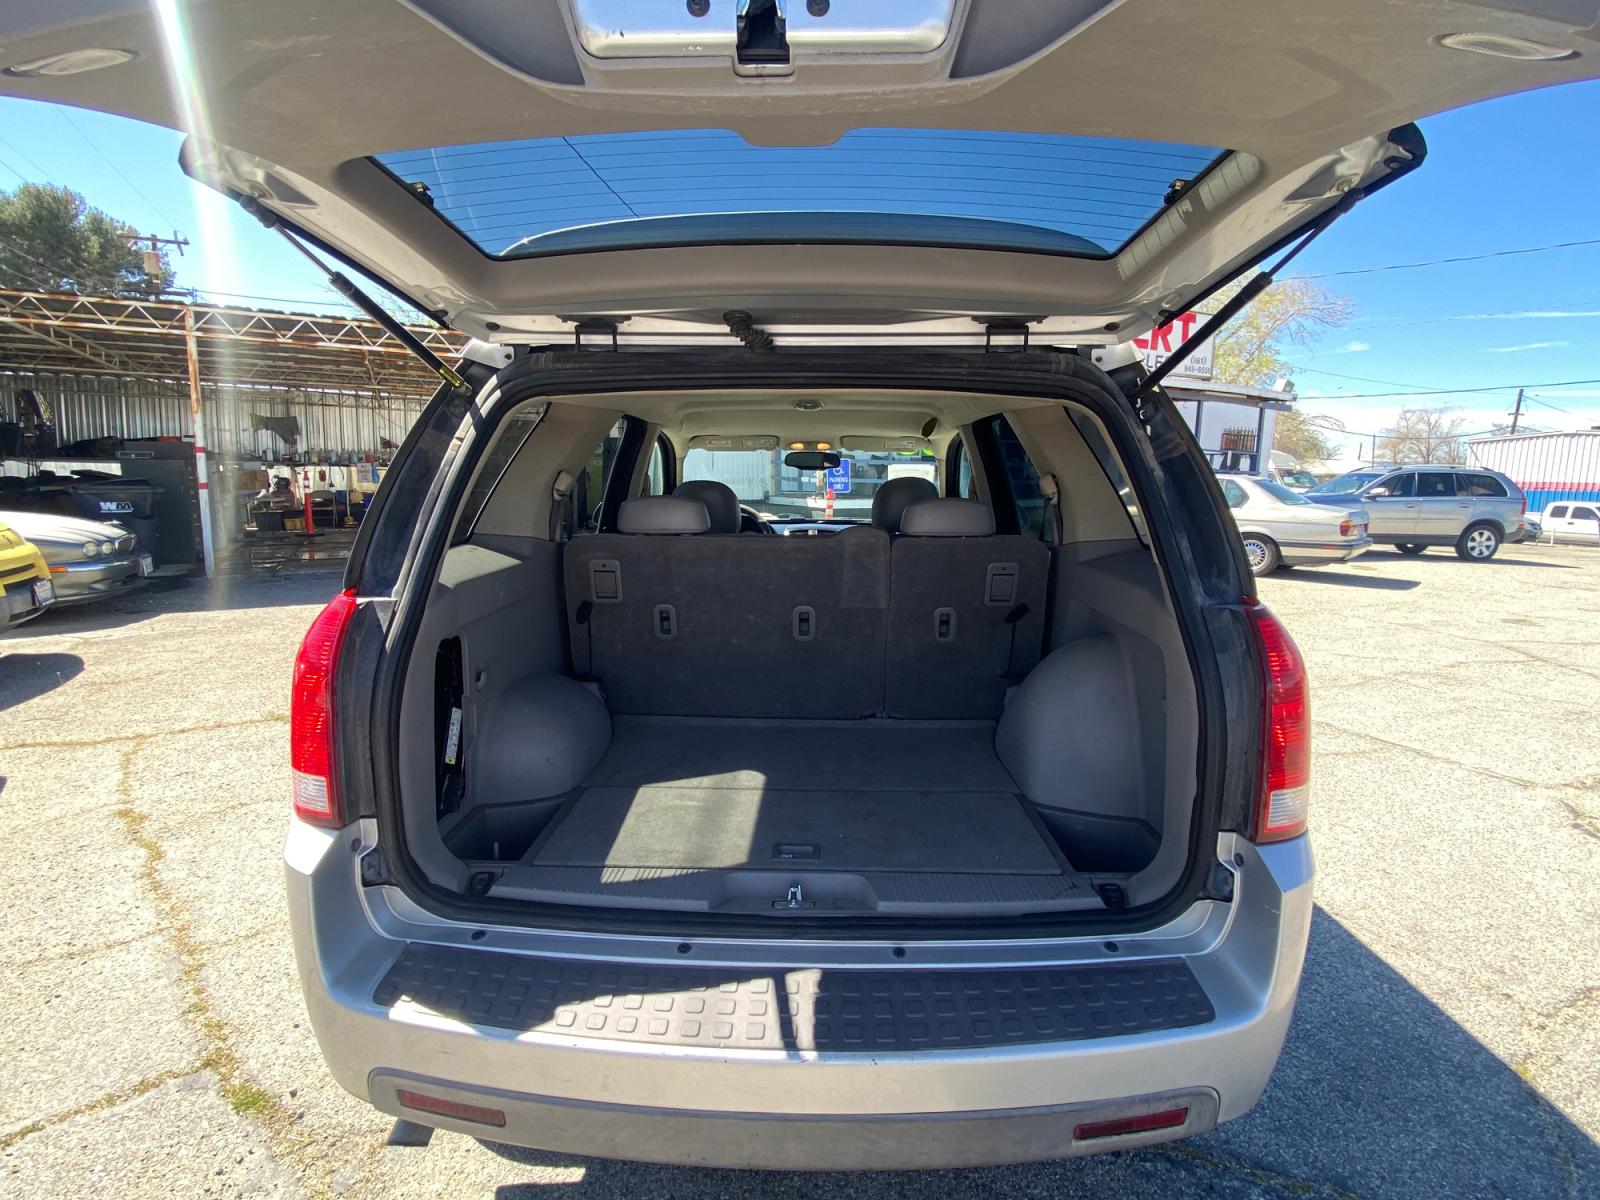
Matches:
[644,434,673,496]
[1550,504,1569,519]
[1574,506,1599,523]
[572,419,627,533]
[949,440,976,499]
[1221,479,1249,508]
[988,416,1054,542]
[451,404,547,541]
[1416,472,1454,498]
[1459,472,1508,498]
[1374,473,1415,498]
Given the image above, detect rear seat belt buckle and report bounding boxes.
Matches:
[985,562,1019,606]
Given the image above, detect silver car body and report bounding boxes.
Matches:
[287,819,1312,1169]
[1219,476,1371,571]
[1307,466,1525,553]
[0,511,149,604]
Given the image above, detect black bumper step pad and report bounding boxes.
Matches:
[373,944,1214,1052]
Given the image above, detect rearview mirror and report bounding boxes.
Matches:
[784,451,841,470]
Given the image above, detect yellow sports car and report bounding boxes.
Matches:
[0,518,54,631]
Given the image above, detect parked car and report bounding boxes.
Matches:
[0,518,54,631]
[1530,500,1600,544]
[1268,467,1318,492]
[1307,465,1525,560]
[0,511,151,605]
[19,0,1594,1170]
[1217,476,1370,576]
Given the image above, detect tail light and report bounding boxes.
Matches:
[1246,602,1310,842]
[291,589,358,827]
[1338,518,1355,537]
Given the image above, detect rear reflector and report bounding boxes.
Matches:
[1246,601,1310,842]
[1074,1106,1189,1141]
[395,1088,507,1128]
[290,589,358,828]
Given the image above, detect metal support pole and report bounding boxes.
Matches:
[183,307,216,577]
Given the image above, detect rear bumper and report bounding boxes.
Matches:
[286,826,1314,1168]
[2,576,53,627]
[1276,536,1371,565]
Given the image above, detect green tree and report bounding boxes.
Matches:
[0,183,167,296]
[1274,409,1341,463]
[1208,276,1354,388]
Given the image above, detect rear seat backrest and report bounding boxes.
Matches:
[564,515,890,718]
[885,498,1051,719]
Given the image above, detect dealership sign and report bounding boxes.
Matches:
[1133,311,1214,380]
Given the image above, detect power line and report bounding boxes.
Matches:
[0,133,49,180]
[1299,236,1600,280]
[56,106,182,232]
[1292,376,1600,401]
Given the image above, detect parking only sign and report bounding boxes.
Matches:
[826,460,852,493]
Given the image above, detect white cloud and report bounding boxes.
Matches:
[1451,309,1600,321]
[1339,340,1371,353]
[1485,340,1571,353]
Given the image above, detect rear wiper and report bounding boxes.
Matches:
[238,194,468,391]
[1133,190,1358,406]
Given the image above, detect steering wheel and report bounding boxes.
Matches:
[739,505,775,535]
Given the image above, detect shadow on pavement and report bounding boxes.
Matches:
[3,571,343,639]
[0,651,84,711]
[1367,548,1578,570]
[473,910,1596,1199]
[1273,569,1420,591]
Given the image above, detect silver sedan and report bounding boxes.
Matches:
[0,510,152,604]
[1217,475,1372,576]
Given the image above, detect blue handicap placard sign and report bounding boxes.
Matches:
[826,460,852,493]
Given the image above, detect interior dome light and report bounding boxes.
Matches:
[4,48,138,77]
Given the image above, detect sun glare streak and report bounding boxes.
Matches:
[154,0,242,583]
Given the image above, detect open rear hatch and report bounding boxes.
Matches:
[5,2,1598,345]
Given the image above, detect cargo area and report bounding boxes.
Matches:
[392,389,1203,921]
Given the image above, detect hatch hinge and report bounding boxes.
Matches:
[572,318,622,351]
[984,320,1036,352]
[236,194,468,391]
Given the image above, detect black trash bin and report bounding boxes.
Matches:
[68,478,165,561]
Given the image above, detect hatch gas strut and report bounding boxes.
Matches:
[1133,190,1358,405]
[238,194,467,391]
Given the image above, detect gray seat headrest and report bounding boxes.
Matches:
[617,495,711,535]
[674,479,741,535]
[898,498,996,537]
[871,475,939,534]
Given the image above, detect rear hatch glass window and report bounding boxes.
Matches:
[376,128,1226,260]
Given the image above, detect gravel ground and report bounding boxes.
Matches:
[2,543,1597,1198]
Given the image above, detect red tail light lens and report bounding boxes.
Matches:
[1246,602,1310,842]
[290,589,358,827]
[1338,518,1355,537]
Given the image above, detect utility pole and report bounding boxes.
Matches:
[127,231,191,298]
[1509,388,1525,434]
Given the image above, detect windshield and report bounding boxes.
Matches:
[682,447,940,521]
[1257,479,1311,505]
[376,128,1226,259]
[1310,471,1382,494]
[1277,469,1317,489]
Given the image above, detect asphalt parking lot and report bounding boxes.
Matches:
[3,544,1598,1199]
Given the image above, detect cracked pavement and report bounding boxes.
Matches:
[1,543,1597,1197]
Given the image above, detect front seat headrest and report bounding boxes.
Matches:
[617,495,710,535]
[871,475,939,534]
[898,498,996,537]
[674,479,741,535]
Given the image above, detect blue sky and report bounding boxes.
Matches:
[2,78,1599,457]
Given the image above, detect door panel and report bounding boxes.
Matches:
[1361,473,1417,538]
[1412,472,1463,539]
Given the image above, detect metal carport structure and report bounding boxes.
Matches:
[0,287,463,574]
